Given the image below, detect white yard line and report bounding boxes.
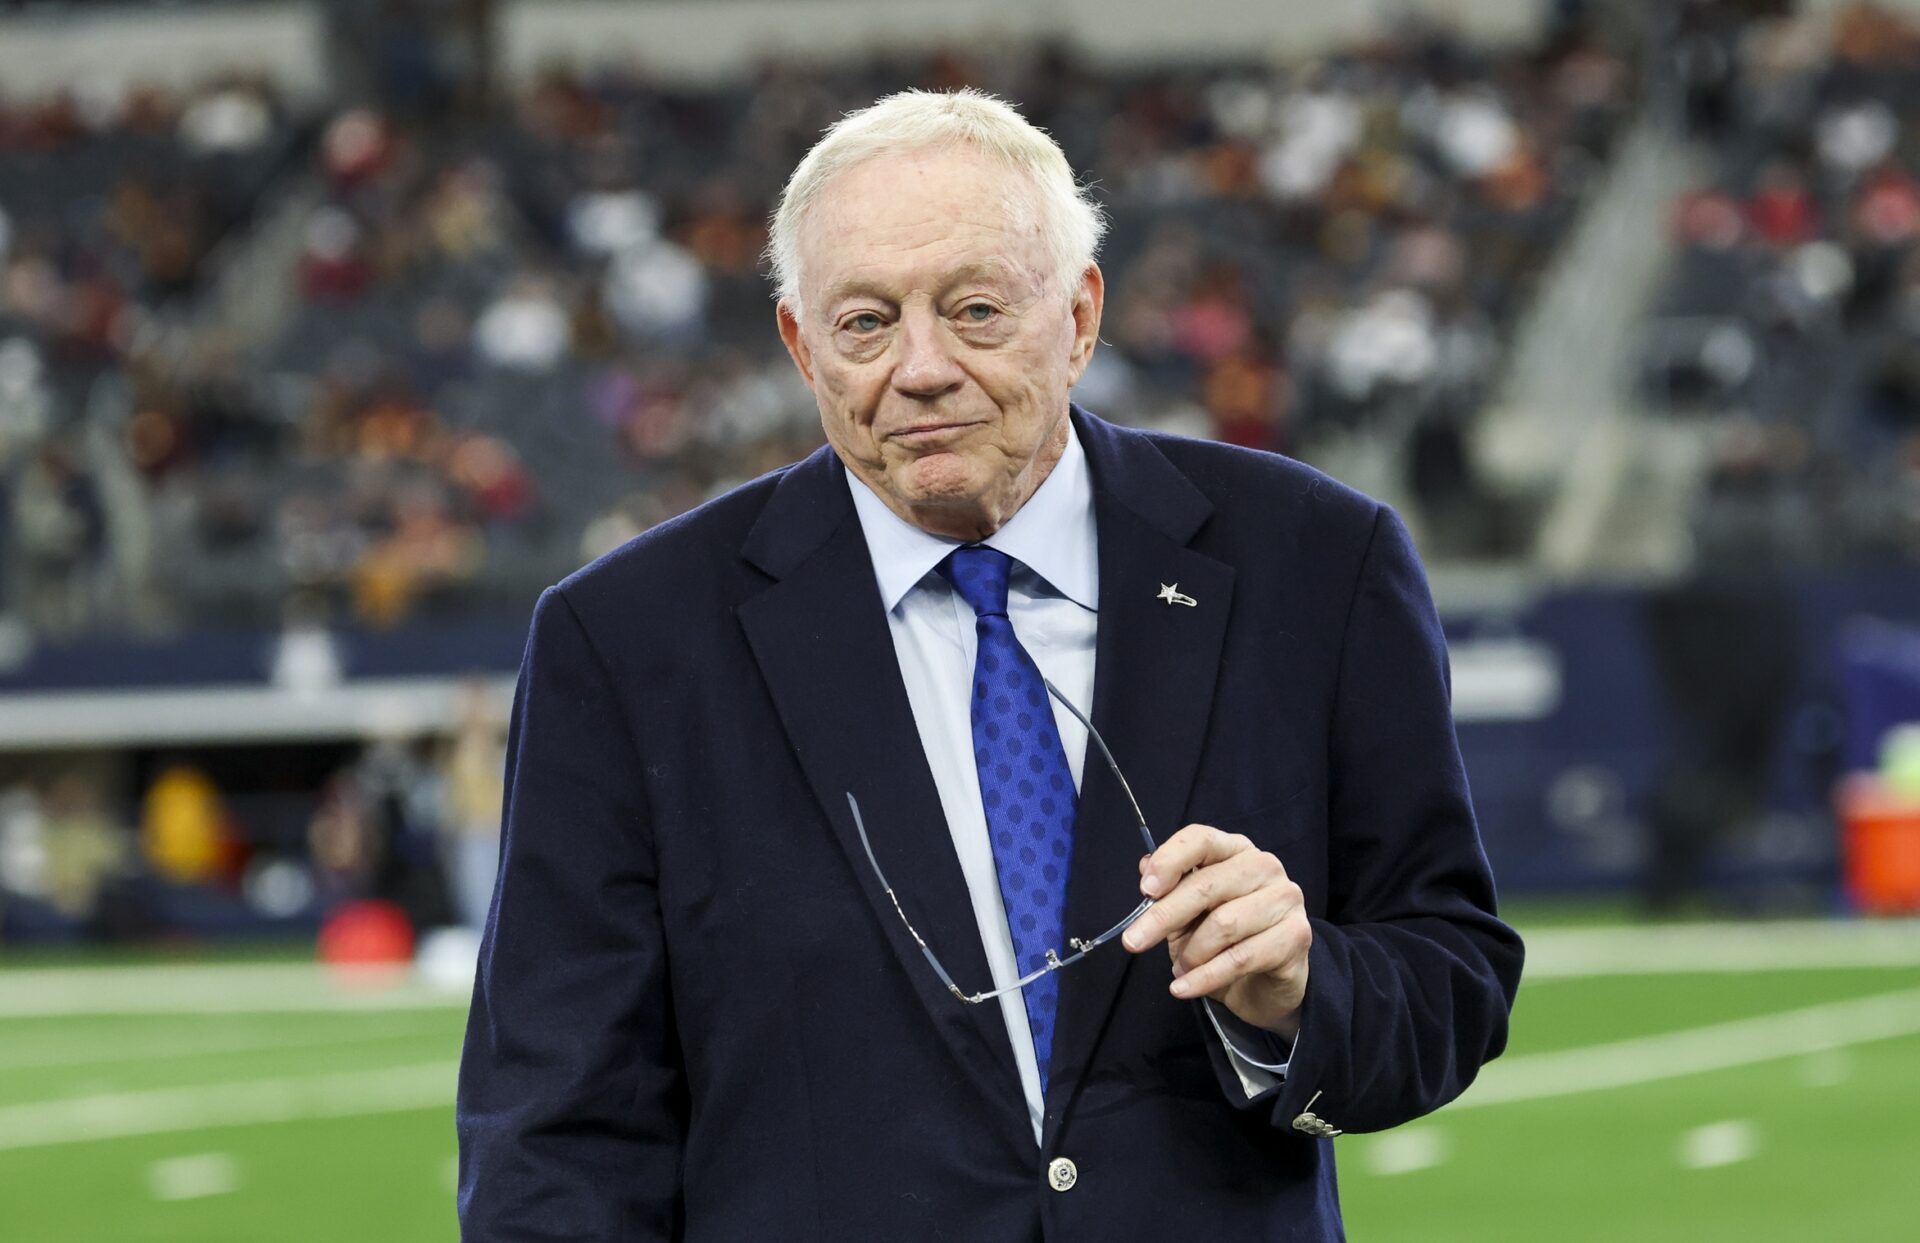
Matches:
[0,1060,458,1152]
[1452,985,1920,1110]
[0,963,469,1017]
[0,921,1914,1156]
[1521,919,1920,979]
[4,986,1920,1152]
[0,1015,456,1072]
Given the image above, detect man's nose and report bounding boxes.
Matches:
[890,309,965,398]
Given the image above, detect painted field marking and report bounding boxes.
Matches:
[1522,920,1920,980]
[0,1015,457,1072]
[0,964,469,1018]
[1451,985,1920,1110]
[1363,1127,1449,1176]
[0,924,1917,1155]
[0,1060,458,1152]
[2,987,1919,1153]
[147,1152,240,1201]
[1797,1046,1853,1088]
[1677,1120,1758,1170]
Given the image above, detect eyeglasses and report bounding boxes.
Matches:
[845,677,1160,1005]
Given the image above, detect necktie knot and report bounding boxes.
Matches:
[939,545,1013,618]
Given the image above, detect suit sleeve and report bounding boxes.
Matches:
[456,585,686,1240]
[1211,505,1523,1134]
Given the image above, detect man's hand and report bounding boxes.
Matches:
[1120,825,1310,1040]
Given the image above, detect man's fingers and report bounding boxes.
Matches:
[1122,845,1281,953]
[1171,883,1300,976]
[1139,824,1245,897]
[1168,917,1309,999]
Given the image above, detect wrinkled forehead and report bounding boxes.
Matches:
[793,147,1051,305]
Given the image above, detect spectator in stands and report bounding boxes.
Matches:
[350,479,481,626]
[177,80,278,158]
[422,159,511,263]
[473,272,571,372]
[11,442,105,635]
[1647,1,1920,563]
[300,206,376,304]
[0,337,52,463]
[448,433,535,528]
[1747,160,1820,248]
[603,236,708,346]
[408,295,474,397]
[319,107,396,191]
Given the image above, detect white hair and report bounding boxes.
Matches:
[765,88,1106,311]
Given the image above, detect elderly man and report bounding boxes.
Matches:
[457,89,1522,1241]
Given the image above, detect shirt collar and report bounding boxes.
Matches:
[845,416,1099,614]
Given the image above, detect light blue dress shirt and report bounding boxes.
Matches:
[844,418,1289,1144]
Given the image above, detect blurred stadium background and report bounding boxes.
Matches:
[1,0,1919,1238]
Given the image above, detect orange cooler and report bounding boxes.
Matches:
[1840,775,1920,913]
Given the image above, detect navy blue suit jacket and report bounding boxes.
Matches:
[456,406,1523,1241]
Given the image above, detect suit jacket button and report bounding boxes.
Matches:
[1046,1157,1078,1192]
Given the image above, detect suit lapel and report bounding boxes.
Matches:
[735,414,1236,1157]
[735,446,1033,1160]
[1043,408,1235,1147]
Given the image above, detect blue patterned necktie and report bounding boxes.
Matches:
[938,545,1077,1091]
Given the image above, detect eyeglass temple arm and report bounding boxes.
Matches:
[1040,676,1156,851]
[844,791,982,1003]
[844,683,1155,1005]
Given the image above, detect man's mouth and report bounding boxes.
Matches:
[890,421,982,443]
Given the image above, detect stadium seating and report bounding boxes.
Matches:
[1644,2,1920,565]
[2,29,1635,634]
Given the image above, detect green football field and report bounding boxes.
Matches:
[4,912,1919,1241]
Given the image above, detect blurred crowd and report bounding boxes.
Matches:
[0,74,302,632]
[1653,0,1920,567]
[0,683,505,943]
[0,18,1634,635]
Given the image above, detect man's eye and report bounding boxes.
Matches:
[846,312,884,332]
[961,303,998,323]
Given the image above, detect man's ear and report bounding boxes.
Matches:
[776,298,815,386]
[1065,263,1106,387]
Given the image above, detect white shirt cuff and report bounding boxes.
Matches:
[1202,997,1293,1099]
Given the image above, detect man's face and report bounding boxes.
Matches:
[777,146,1104,540]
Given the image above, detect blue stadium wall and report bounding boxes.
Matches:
[4,568,1914,903]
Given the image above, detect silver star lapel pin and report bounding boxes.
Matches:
[1157,583,1198,607]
